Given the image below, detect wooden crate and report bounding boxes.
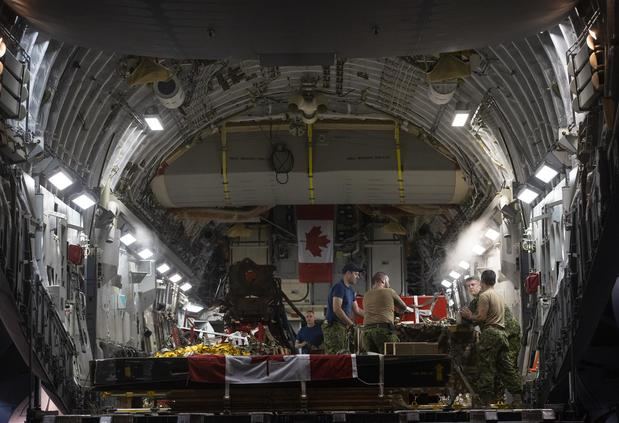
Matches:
[384,342,439,355]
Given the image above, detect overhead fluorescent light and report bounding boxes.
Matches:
[156,263,170,274]
[534,164,559,184]
[484,228,500,241]
[448,270,461,279]
[458,260,470,270]
[72,193,96,210]
[145,116,163,131]
[179,282,192,292]
[48,170,73,190]
[517,186,540,204]
[138,248,153,259]
[472,244,486,255]
[120,233,136,246]
[451,101,470,127]
[440,280,452,288]
[185,303,204,313]
[452,112,469,127]
[169,273,182,283]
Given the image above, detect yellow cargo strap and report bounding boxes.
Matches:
[221,125,230,204]
[307,124,315,204]
[395,123,405,203]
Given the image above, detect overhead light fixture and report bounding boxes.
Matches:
[484,228,500,241]
[185,303,204,313]
[472,244,486,255]
[144,106,164,131]
[451,102,470,127]
[72,193,96,210]
[449,270,461,279]
[145,116,163,131]
[169,273,182,283]
[179,282,192,292]
[534,163,559,184]
[517,186,540,204]
[48,170,73,190]
[157,263,170,274]
[138,248,154,259]
[120,233,136,246]
[440,280,452,288]
[458,260,470,270]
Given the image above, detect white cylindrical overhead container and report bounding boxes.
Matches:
[153,75,185,109]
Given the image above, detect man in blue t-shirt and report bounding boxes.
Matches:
[295,310,323,353]
[323,263,365,354]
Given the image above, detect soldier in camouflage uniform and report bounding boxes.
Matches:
[461,270,522,406]
[462,277,522,402]
[361,272,415,353]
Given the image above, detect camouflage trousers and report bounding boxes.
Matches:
[477,326,522,404]
[362,326,399,354]
[494,332,522,400]
[322,321,350,354]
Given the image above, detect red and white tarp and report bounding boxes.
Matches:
[296,205,334,283]
[188,354,358,384]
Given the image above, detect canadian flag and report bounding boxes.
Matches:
[296,205,334,283]
[188,354,358,384]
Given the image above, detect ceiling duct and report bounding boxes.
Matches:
[288,87,327,124]
[427,81,458,105]
[427,52,472,83]
[154,75,186,109]
[125,57,172,86]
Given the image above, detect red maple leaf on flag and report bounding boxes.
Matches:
[305,226,330,257]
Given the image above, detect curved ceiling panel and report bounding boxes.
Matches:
[9,0,576,59]
[151,127,469,207]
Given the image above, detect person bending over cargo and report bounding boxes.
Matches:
[323,263,365,354]
[361,272,415,354]
[460,270,523,406]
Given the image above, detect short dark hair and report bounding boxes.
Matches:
[371,272,388,287]
[464,276,479,284]
[480,270,496,286]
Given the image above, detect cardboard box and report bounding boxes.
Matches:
[384,342,440,355]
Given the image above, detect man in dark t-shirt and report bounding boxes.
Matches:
[295,310,323,353]
[323,263,365,354]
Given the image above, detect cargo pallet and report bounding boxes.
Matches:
[38,409,573,423]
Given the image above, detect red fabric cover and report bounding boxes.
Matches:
[355,295,448,324]
[309,354,355,381]
[188,354,357,384]
[67,244,83,265]
[525,272,540,294]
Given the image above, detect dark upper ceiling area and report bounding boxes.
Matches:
[7,0,577,60]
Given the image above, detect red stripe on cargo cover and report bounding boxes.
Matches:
[298,262,333,283]
[310,354,355,380]
[296,205,334,220]
[188,354,225,383]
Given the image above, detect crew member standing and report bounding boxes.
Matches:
[295,310,323,353]
[323,263,365,354]
[460,270,522,406]
[362,272,415,353]
[461,275,522,402]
